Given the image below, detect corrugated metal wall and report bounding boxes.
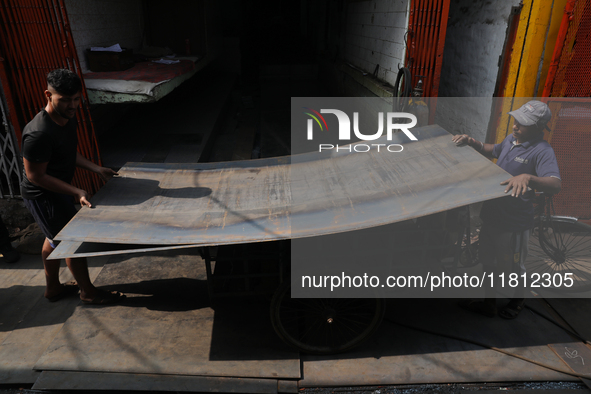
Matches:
[406,0,450,98]
[0,0,103,196]
[545,0,590,97]
[543,0,591,219]
[546,99,591,219]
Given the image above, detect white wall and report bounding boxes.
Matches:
[436,0,522,140]
[65,0,144,73]
[439,0,521,97]
[344,0,409,87]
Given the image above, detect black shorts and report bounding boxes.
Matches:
[23,193,77,247]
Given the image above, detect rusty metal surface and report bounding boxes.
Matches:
[34,252,300,378]
[299,298,577,387]
[32,371,280,393]
[548,342,591,378]
[545,297,591,341]
[0,253,103,384]
[48,240,201,260]
[53,125,511,257]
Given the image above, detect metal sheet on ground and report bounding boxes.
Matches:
[0,255,103,384]
[32,371,280,393]
[34,251,300,379]
[299,298,577,386]
[0,293,80,384]
[548,342,591,377]
[54,125,511,255]
[460,391,591,394]
[544,297,591,341]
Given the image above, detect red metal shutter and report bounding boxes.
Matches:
[0,0,103,195]
[406,0,451,97]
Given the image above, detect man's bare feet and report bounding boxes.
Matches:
[45,281,80,302]
[80,288,126,305]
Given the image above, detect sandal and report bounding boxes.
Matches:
[499,300,524,320]
[82,288,126,305]
[46,281,80,302]
[459,299,497,318]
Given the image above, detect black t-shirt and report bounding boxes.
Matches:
[20,110,78,199]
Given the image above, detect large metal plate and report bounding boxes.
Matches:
[548,342,591,378]
[0,255,103,384]
[34,252,300,378]
[300,298,577,386]
[53,125,511,257]
[32,371,280,393]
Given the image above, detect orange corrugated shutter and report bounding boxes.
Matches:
[0,0,103,195]
[543,0,591,219]
[406,0,450,98]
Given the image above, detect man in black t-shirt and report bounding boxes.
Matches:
[21,68,125,304]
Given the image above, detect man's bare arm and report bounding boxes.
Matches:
[76,152,118,182]
[24,158,92,207]
[451,134,494,158]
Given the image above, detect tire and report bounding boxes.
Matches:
[270,281,385,354]
[394,67,412,112]
[525,218,591,293]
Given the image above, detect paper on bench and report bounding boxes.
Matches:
[90,43,123,52]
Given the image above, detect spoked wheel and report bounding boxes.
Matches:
[270,281,385,354]
[526,218,591,293]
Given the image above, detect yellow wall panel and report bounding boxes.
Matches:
[495,0,565,144]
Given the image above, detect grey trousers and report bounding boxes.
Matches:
[479,224,530,299]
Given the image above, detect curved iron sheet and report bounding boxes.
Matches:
[54,125,510,252]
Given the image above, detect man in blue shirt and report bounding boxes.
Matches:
[452,100,561,319]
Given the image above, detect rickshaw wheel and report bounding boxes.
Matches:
[270,281,385,354]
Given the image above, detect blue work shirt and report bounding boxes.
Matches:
[480,132,561,232]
